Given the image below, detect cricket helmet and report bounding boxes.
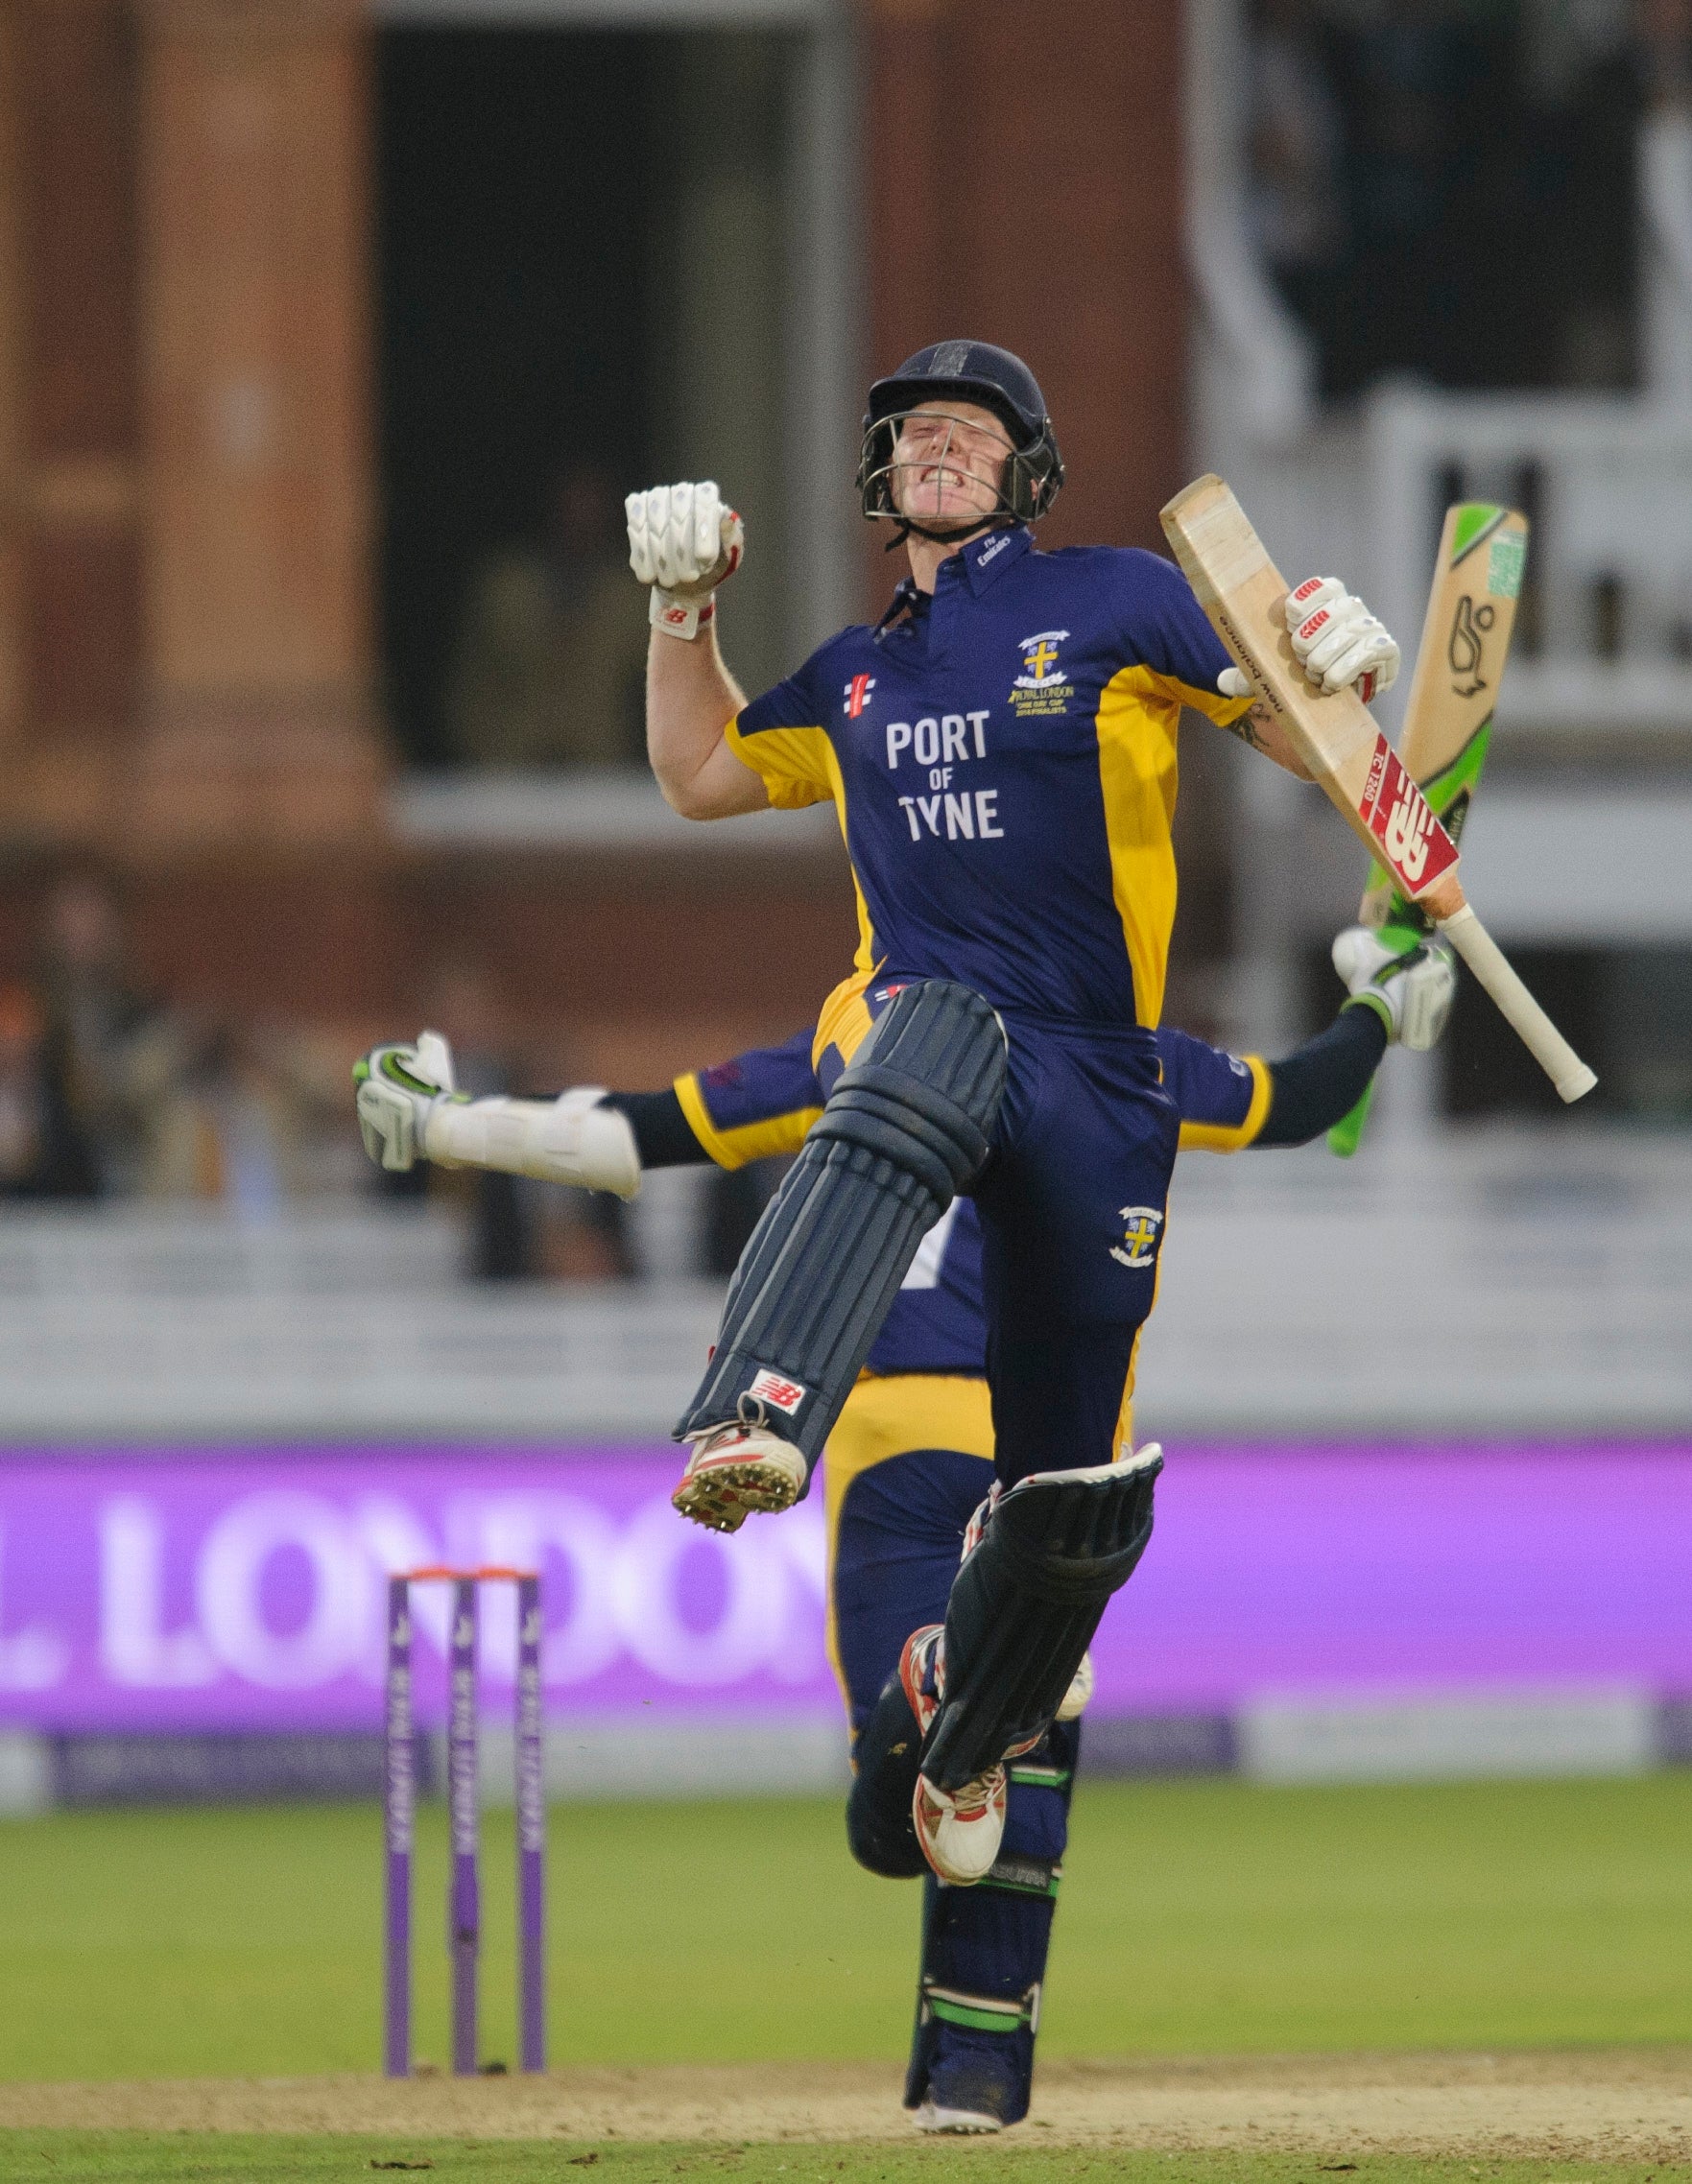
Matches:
[858,339,1066,533]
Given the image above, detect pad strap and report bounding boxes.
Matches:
[920,1979,1039,2033]
[979,1851,1060,1899]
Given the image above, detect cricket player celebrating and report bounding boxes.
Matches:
[355,940,1455,2132]
[617,341,1404,1892]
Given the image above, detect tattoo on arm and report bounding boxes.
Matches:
[1218,701,1274,751]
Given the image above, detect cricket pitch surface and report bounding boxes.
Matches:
[3,2050,1689,2158]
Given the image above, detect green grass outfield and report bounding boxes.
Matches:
[3,1771,1690,2083]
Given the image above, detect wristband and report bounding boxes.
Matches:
[651,589,718,641]
[1340,989,1394,1036]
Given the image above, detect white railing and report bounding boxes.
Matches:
[0,1158,1685,1437]
[1195,389,1692,750]
[389,765,841,853]
[1367,389,1692,745]
[1186,3,1692,752]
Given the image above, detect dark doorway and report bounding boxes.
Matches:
[376,30,657,768]
[1250,1,1639,400]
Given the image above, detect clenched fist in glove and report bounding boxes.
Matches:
[354,1033,459,1173]
[1285,577,1400,701]
[1333,925,1457,1051]
[627,481,744,641]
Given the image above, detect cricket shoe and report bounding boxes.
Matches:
[914,2099,1002,2136]
[670,1425,805,1533]
[901,1623,1009,1882]
[898,1623,945,1736]
[912,1765,1008,1887]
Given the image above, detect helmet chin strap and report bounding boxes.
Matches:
[885,415,1016,550]
[886,513,1011,550]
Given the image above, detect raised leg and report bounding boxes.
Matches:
[673,983,1006,1518]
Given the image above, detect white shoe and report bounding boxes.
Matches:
[914,2098,1002,2135]
[670,1425,805,1533]
[913,1765,1007,1886]
[1055,1650,1094,1721]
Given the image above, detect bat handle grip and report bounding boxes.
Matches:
[1435,904,1598,1104]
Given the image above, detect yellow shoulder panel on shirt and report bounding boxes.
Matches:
[724,716,835,810]
[727,717,877,978]
[1093,664,1182,1028]
[673,1072,820,1172]
[1178,1054,1273,1152]
[816,737,879,980]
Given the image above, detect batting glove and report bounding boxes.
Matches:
[1333,924,1458,1051]
[627,481,744,641]
[353,1032,462,1173]
[1286,577,1400,702]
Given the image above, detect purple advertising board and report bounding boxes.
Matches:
[0,1443,1687,1731]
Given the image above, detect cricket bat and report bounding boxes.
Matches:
[1160,475,1595,1104]
[1326,501,1528,1154]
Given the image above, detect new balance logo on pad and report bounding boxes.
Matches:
[749,1368,807,1416]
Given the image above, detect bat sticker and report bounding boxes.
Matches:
[1447,593,1496,698]
[1357,732,1461,897]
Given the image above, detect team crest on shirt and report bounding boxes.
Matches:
[844,673,876,719]
[1010,629,1075,717]
[1110,1205,1164,1270]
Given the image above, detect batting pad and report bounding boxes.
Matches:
[921,1453,1162,1793]
[675,980,1006,1464]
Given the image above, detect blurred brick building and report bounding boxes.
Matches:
[0,0,1195,1085]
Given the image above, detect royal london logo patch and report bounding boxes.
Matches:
[1010,629,1075,718]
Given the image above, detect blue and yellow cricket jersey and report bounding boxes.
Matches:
[673,1026,1271,1380]
[727,527,1250,1032]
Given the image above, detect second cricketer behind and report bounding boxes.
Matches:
[355,932,1454,2134]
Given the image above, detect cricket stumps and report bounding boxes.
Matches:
[384,1566,546,2078]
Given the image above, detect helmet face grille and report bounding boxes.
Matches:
[857,405,1064,533]
[859,341,1065,532]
